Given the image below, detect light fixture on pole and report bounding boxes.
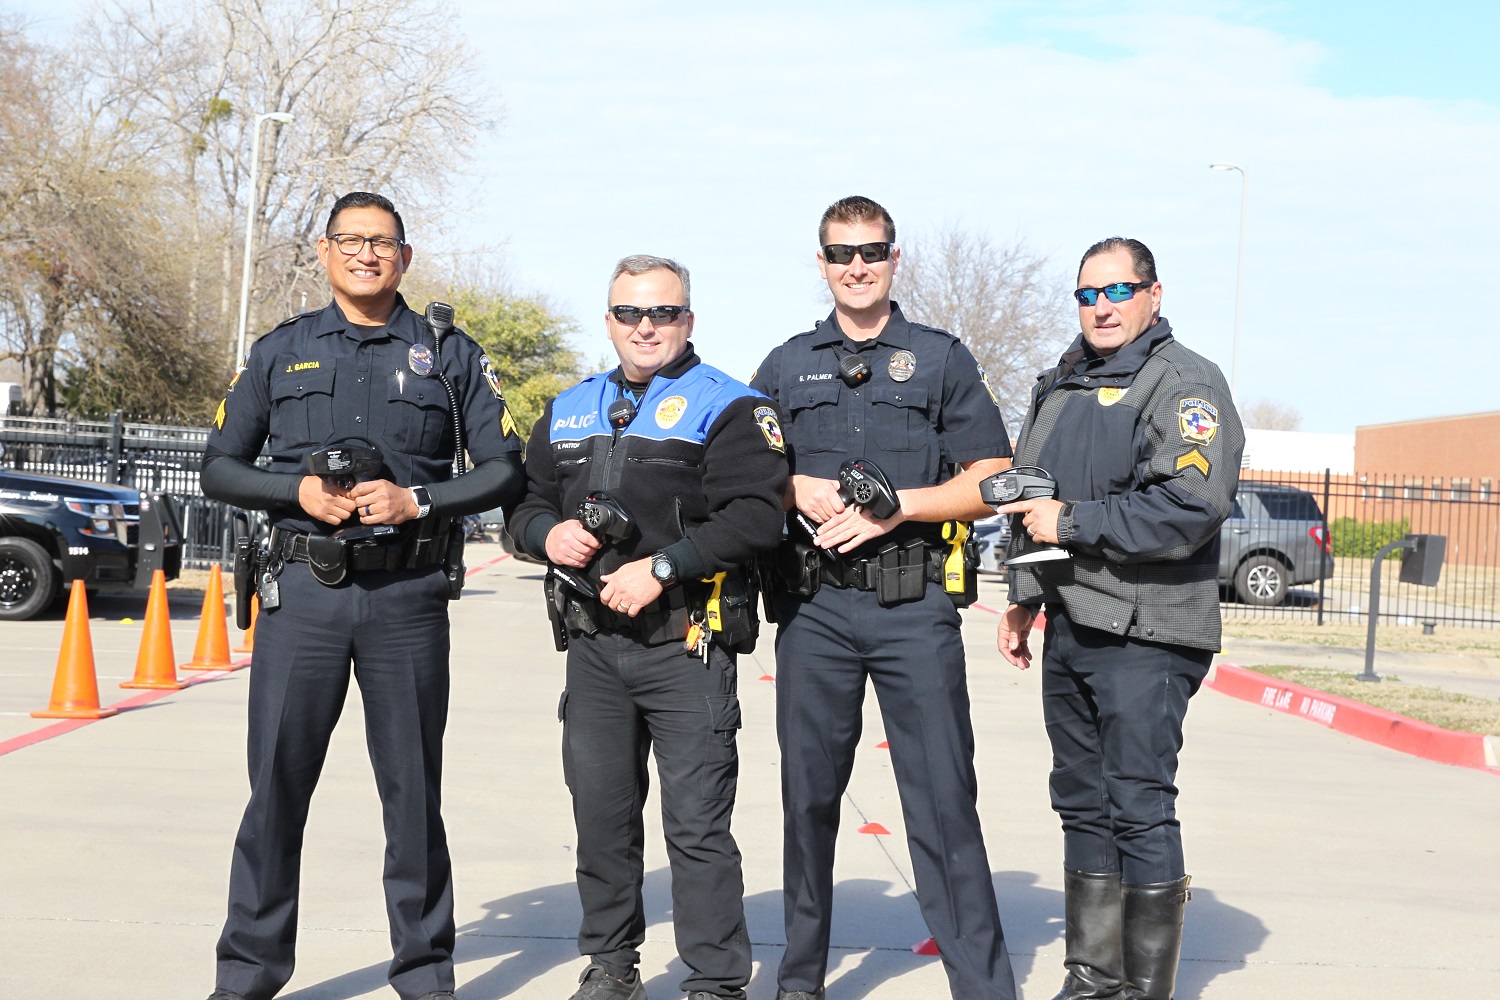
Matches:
[1209,163,1247,397]
[234,111,295,368]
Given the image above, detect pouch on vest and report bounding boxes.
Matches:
[875,537,928,607]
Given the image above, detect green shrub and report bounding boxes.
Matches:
[1330,516,1410,559]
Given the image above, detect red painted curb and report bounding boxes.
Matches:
[1209,664,1498,775]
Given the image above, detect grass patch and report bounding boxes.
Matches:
[1222,619,1500,658]
[1248,665,1500,738]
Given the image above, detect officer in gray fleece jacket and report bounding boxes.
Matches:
[995,237,1243,1000]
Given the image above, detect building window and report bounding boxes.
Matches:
[1451,478,1472,501]
[1375,479,1396,500]
[1481,478,1493,501]
[1402,477,1424,500]
[1430,477,1444,500]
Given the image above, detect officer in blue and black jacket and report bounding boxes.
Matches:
[750,197,1019,1000]
[508,255,787,1000]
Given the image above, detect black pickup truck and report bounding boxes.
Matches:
[0,469,183,620]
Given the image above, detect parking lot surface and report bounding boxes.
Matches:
[2,554,1497,998]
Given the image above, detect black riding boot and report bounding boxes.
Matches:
[1051,869,1124,1000]
[1121,875,1191,1000]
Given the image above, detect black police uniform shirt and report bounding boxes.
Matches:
[206,295,521,534]
[509,345,788,587]
[750,302,1011,553]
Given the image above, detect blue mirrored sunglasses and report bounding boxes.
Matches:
[1073,281,1153,306]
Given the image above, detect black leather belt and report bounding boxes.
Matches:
[818,546,945,591]
[275,527,447,573]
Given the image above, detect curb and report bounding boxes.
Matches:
[1208,663,1499,775]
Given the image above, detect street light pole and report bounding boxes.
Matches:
[234,111,295,369]
[1209,163,1247,397]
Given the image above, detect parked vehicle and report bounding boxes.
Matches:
[0,469,183,620]
[1219,482,1333,606]
[974,512,1012,574]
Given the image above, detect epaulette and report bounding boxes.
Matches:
[272,309,320,330]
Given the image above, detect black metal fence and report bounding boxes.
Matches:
[0,413,237,569]
[1223,469,1499,628]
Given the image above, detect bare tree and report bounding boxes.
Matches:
[1243,399,1303,431]
[86,0,497,364]
[896,225,1075,425]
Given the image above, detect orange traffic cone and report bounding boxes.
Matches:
[180,564,233,670]
[121,570,184,690]
[234,594,258,653]
[32,581,117,719]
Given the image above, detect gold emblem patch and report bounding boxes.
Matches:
[1098,387,1126,406]
[754,405,785,452]
[655,395,688,429]
[1178,398,1219,444]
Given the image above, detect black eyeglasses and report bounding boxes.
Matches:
[821,242,894,265]
[328,233,405,259]
[1073,281,1154,306]
[609,304,691,324]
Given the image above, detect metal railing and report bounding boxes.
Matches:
[1224,469,1499,628]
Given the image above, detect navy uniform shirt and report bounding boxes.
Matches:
[750,302,1011,549]
[208,295,521,534]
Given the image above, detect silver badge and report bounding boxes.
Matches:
[408,343,434,377]
[888,350,916,382]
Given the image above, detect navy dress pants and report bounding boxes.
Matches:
[774,583,1017,1000]
[561,628,751,999]
[1041,609,1212,883]
[215,562,455,1000]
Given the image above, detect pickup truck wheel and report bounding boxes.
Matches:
[0,537,61,621]
[1234,553,1289,607]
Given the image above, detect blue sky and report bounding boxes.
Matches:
[14,0,1497,433]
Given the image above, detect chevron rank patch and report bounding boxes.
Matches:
[1178,398,1219,444]
[500,405,518,439]
[1175,448,1211,476]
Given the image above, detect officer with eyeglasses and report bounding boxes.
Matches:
[994,237,1243,1000]
[508,255,787,1000]
[749,195,1019,1000]
[200,191,524,1000]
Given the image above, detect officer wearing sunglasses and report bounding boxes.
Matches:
[995,238,1244,1000]
[509,255,787,1000]
[750,196,1019,1000]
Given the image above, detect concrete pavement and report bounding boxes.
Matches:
[2,553,1497,998]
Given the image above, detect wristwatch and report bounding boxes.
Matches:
[650,550,677,588]
[410,485,432,519]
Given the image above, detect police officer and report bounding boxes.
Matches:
[750,196,1018,1000]
[995,238,1243,1000]
[507,255,787,1000]
[201,191,525,1000]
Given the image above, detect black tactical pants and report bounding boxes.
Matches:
[561,628,750,1000]
[215,561,455,1000]
[1041,610,1212,884]
[773,583,1017,1000]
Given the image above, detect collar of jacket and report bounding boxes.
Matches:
[1055,317,1175,380]
[311,293,415,342]
[608,342,701,388]
[809,299,915,351]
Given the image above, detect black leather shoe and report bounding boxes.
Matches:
[776,990,824,1000]
[206,991,247,1000]
[570,963,647,1000]
[415,993,456,1000]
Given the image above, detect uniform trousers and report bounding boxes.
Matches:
[773,582,1017,1000]
[561,627,751,999]
[1041,609,1212,884]
[215,561,455,1000]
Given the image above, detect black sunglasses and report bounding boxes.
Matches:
[821,242,894,265]
[1073,281,1154,306]
[610,304,690,324]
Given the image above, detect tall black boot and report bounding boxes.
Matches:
[1121,875,1191,1000]
[1051,869,1124,1000]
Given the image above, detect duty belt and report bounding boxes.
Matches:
[275,525,449,574]
[818,541,945,590]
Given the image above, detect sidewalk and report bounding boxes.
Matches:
[1,560,1497,998]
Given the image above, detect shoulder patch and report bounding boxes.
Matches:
[754,405,785,452]
[1175,448,1211,476]
[1178,398,1219,444]
[976,363,1001,409]
[479,354,505,400]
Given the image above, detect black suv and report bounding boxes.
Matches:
[1219,482,1334,606]
[0,469,183,620]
